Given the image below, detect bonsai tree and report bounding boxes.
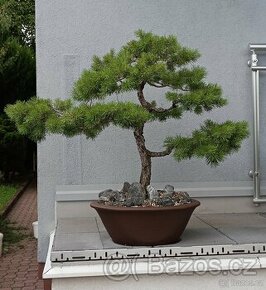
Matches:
[5,30,249,193]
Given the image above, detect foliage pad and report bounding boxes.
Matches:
[5,30,249,187]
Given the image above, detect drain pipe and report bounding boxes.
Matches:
[248,44,266,203]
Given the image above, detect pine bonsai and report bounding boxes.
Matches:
[5,30,249,198]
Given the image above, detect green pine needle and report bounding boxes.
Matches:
[5,30,249,168]
[165,120,249,166]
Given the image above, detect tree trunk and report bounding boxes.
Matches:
[133,126,151,191]
[133,84,173,192]
[139,153,151,191]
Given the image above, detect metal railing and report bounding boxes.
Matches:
[248,44,266,203]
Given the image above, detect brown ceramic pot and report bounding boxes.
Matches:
[90,199,200,246]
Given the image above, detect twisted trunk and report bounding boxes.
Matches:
[133,126,151,191]
[134,83,173,191]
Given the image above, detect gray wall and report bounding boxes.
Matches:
[36,0,266,262]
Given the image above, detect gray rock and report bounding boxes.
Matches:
[164,185,174,196]
[109,190,120,202]
[117,191,126,202]
[124,196,144,207]
[121,181,131,193]
[146,185,159,200]
[99,189,114,202]
[99,189,125,203]
[173,191,191,204]
[128,182,145,197]
[158,196,175,206]
[182,192,191,199]
[124,199,134,207]
[125,182,145,206]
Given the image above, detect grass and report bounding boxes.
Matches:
[0,217,27,254]
[0,179,31,254]
[0,184,26,254]
[0,184,19,214]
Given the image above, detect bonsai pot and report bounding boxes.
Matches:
[91,199,200,246]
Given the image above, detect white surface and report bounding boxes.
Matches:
[50,213,266,263]
[55,181,266,200]
[32,221,38,239]
[45,211,266,289]
[51,270,266,290]
[45,255,263,278]
[55,189,266,218]
[45,232,266,290]
[43,232,265,279]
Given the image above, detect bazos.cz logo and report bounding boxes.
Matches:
[103,255,258,282]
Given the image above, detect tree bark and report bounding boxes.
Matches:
[133,126,151,191]
[134,83,173,191]
[137,82,177,113]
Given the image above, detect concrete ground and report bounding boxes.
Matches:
[49,210,266,290]
[53,212,266,253]
[0,182,43,290]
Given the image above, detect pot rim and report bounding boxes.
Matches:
[90,199,200,212]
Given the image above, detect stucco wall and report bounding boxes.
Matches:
[36,0,266,262]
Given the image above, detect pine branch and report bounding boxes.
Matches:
[133,123,172,158]
[165,120,249,166]
[147,148,172,157]
[137,82,176,114]
[147,81,167,88]
[51,106,63,117]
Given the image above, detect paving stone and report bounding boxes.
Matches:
[154,216,235,248]
[57,217,98,233]
[96,217,107,232]
[0,182,44,289]
[13,282,25,287]
[197,213,266,244]
[197,213,266,228]
[216,227,266,244]
[54,232,103,251]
